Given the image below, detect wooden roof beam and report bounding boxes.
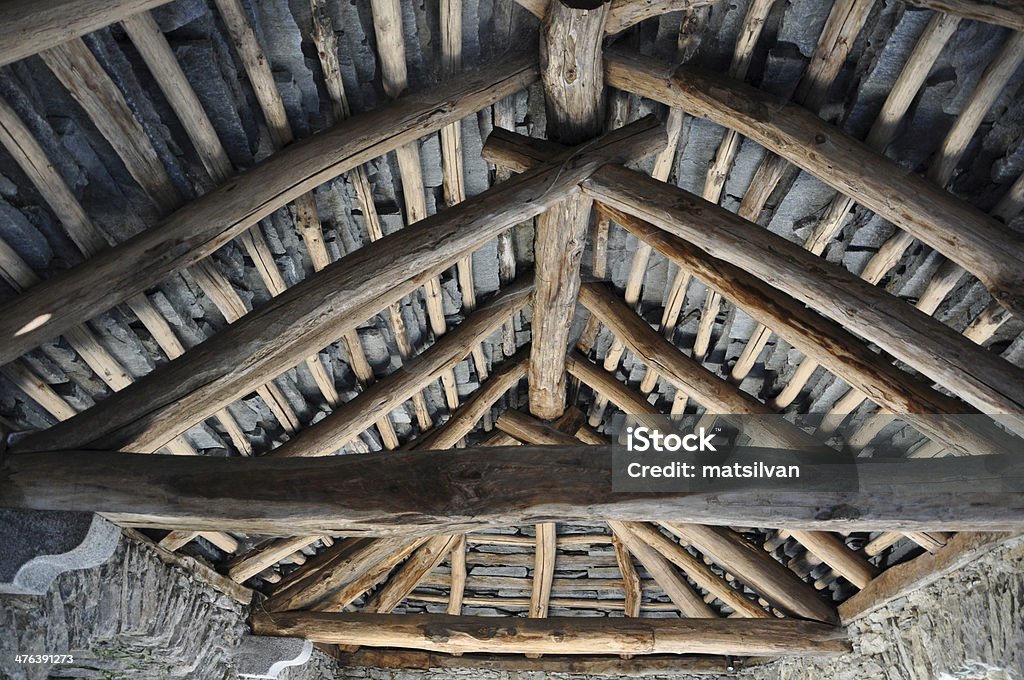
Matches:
[662,523,836,624]
[6,447,1024,534]
[529,0,610,420]
[513,0,724,34]
[583,165,1024,433]
[0,52,540,367]
[481,129,1022,454]
[604,49,1024,319]
[251,612,848,656]
[0,0,172,68]
[607,520,717,618]
[11,117,664,455]
[267,276,532,458]
[905,0,1024,32]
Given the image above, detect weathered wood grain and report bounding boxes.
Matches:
[6,448,1024,535]
[0,53,540,366]
[604,49,1024,319]
[251,612,849,656]
[582,165,1024,430]
[0,0,172,67]
[12,118,664,455]
[529,0,610,420]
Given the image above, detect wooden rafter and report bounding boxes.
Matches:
[250,611,850,656]
[0,0,172,67]
[0,53,539,366]
[482,130,1021,456]
[604,49,1024,319]
[905,0,1024,31]
[267,277,531,458]
[6,447,1024,534]
[582,164,1024,428]
[11,117,665,456]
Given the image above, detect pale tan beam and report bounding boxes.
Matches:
[605,1,739,411]
[264,537,426,612]
[839,531,1021,623]
[529,522,557,620]
[583,164,1024,432]
[483,131,1018,455]
[208,0,347,411]
[39,36,300,435]
[267,278,530,458]
[409,355,529,451]
[622,522,770,618]
[706,0,878,382]
[439,0,490,389]
[787,531,878,590]
[447,534,467,615]
[0,0,173,67]
[808,31,1024,421]
[662,523,837,623]
[12,117,664,456]
[529,0,610,420]
[368,0,459,422]
[309,0,414,447]
[252,611,849,656]
[0,52,540,367]
[226,535,325,584]
[365,534,461,613]
[605,49,1024,319]
[905,0,1024,31]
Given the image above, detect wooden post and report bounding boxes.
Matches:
[529,0,610,420]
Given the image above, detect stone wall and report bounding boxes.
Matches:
[1,529,1020,680]
[0,528,343,680]
[744,537,1024,680]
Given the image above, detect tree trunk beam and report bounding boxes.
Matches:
[604,49,1024,319]
[905,0,1024,31]
[6,448,1024,535]
[11,117,665,455]
[529,0,610,420]
[265,537,426,613]
[0,0,172,68]
[582,165,1024,428]
[608,520,716,618]
[267,277,532,458]
[482,130,1022,454]
[251,611,848,656]
[0,53,540,367]
[839,531,1022,623]
[661,523,837,624]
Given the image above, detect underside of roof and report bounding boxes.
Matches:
[0,0,1023,673]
